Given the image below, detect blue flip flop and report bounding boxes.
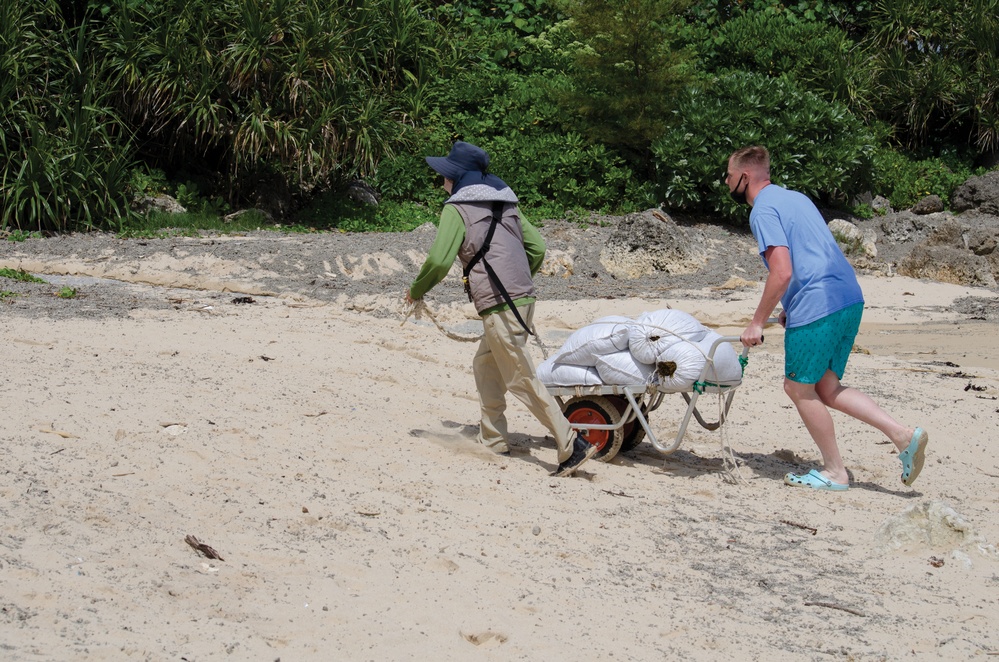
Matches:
[899,427,928,486]
[784,468,849,491]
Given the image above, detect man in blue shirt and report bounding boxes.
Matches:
[728,145,928,491]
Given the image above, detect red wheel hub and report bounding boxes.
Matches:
[566,406,610,451]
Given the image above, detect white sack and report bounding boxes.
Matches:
[628,309,709,364]
[693,332,743,385]
[537,357,603,386]
[595,350,656,386]
[551,315,633,367]
[653,340,706,391]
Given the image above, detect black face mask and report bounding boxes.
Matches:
[729,173,748,205]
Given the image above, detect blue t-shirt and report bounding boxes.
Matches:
[749,184,863,328]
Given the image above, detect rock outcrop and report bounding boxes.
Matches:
[599,209,707,279]
[952,170,999,214]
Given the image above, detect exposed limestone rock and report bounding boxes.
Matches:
[223,208,274,224]
[346,179,380,206]
[897,218,999,287]
[599,209,706,278]
[133,194,186,215]
[912,194,944,215]
[899,244,997,287]
[828,218,877,258]
[876,500,998,564]
[871,195,893,214]
[952,170,999,214]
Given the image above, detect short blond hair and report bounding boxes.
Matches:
[730,146,770,174]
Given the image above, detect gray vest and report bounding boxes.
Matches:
[452,201,536,314]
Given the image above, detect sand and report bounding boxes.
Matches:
[2,243,999,659]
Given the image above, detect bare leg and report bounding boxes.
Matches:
[813,370,914,452]
[784,376,849,484]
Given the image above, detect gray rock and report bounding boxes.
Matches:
[346,179,380,207]
[599,209,706,278]
[952,170,999,214]
[967,227,997,256]
[878,212,927,245]
[888,216,999,286]
[911,194,944,215]
[898,244,997,288]
[224,208,274,224]
[828,219,877,258]
[871,195,893,214]
[133,194,186,215]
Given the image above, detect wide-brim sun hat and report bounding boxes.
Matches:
[425,141,490,180]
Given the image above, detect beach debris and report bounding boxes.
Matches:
[232,296,255,305]
[532,526,541,536]
[160,423,188,436]
[461,630,508,647]
[803,601,866,617]
[185,535,224,561]
[945,370,976,379]
[304,411,327,418]
[601,489,634,498]
[259,355,275,361]
[964,382,986,392]
[38,427,78,439]
[929,556,945,567]
[780,519,818,536]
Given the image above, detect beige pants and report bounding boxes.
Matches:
[473,303,574,462]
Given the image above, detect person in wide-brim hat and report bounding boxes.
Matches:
[405,141,598,477]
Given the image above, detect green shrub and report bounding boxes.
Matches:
[651,71,876,221]
[554,0,696,165]
[374,51,645,218]
[871,149,982,210]
[707,11,873,115]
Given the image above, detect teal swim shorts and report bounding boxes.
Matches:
[784,303,864,384]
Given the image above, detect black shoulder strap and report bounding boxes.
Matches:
[463,201,503,280]
[462,201,534,336]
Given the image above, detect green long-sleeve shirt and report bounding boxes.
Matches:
[408,204,546,316]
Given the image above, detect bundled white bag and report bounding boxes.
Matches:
[595,350,656,386]
[653,340,707,391]
[693,332,743,385]
[551,315,632,367]
[537,357,603,386]
[628,309,709,364]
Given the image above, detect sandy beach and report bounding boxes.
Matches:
[2,227,999,660]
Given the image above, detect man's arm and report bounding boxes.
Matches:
[741,245,791,347]
[407,206,465,302]
[519,214,546,276]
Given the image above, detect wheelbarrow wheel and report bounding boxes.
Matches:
[604,396,649,453]
[564,395,623,462]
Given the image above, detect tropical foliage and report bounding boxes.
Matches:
[1,1,133,233]
[2,0,997,232]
